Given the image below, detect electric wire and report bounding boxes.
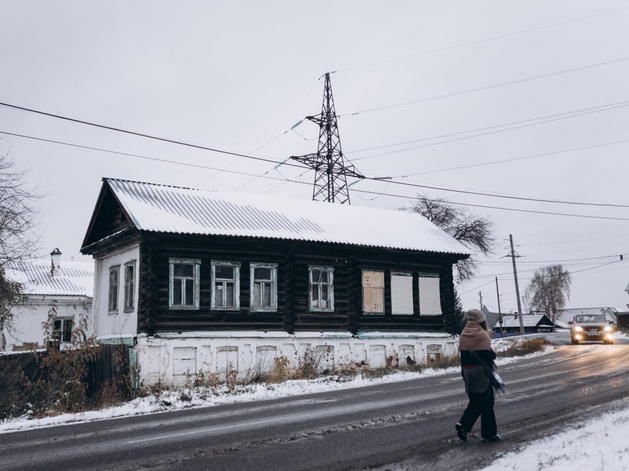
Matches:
[341,55,629,117]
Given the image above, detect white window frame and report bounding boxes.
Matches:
[123,261,136,313]
[108,266,120,315]
[391,271,414,315]
[211,261,241,310]
[169,258,201,310]
[53,318,74,343]
[362,269,385,315]
[309,266,334,312]
[250,263,278,312]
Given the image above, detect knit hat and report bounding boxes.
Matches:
[465,309,486,324]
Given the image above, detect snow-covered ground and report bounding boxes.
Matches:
[1,335,627,471]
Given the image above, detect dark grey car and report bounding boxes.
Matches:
[570,314,615,344]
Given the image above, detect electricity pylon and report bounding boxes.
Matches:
[291,72,364,204]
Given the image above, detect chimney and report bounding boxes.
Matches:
[50,248,62,275]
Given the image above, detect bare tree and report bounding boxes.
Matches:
[525,264,571,324]
[0,151,39,327]
[405,194,494,282]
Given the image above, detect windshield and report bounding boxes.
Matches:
[574,315,606,323]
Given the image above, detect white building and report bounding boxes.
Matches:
[1,249,93,352]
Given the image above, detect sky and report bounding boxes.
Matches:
[1,0,628,313]
[1,343,628,471]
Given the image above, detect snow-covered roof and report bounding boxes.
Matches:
[495,314,552,329]
[555,307,617,325]
[100,178,471,255]
[6,259,93,297]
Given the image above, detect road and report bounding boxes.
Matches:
[1,332,628,471]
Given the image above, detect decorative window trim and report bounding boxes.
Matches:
[108,265,120,315]
[308,266,334,312]
[361,269,385,315]
[123,261,136,313]
[169,258,201,310]
[211,261,241,311]
[250,263,278,312]
[391,271,414,316]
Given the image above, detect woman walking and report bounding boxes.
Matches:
[455,309,501,443]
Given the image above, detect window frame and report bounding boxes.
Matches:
[169,258,201,310]
[53,318,74,343]
[211,261,241,311]
[108,265,120,315]
[250,263,278,312]
[361,269,385,315]
[123,261,136,313]
[308,266,334,312]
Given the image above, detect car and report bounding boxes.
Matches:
[569,314,615,344]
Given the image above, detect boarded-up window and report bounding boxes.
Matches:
[362,270,384,315]
[418,274,442,315]
[173,347,197,375]
[391,272,413,315]
[217,346,238,375]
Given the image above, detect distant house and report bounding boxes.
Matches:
[0,249,93,352]
[481,306,503,334]
[80,178,470,385]
[494,314,554,336]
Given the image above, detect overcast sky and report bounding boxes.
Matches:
[1,0,628,313]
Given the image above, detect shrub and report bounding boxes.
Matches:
[497,337,550,358]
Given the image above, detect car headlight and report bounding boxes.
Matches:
[574,326,583,332]
[604,325,613,332]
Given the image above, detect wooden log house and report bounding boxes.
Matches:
[81,178,470,385]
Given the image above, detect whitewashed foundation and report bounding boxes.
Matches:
[133,331,458,386]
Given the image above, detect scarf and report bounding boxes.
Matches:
[459,321,491,351]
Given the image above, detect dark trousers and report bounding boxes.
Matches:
[459,387,497,438]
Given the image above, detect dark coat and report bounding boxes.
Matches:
[460,350,496,394]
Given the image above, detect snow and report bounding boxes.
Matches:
[479,405,629,471]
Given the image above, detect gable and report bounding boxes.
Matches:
[82,183,133,248]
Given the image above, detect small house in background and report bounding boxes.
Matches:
[494,314,554,336]
[481,306,503,335]
[81,178,470,386]
[0,249,93,352]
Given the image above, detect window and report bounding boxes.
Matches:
[124,262,135,312]
[309,267,334,312]
[212,262,240,310]
[108,266,120,314]
[53,319,73,343]
[391,272,413,315]
[250,263,277,311]
[169,259,201,309]
[418,273,442,315]
[362,270,384,315]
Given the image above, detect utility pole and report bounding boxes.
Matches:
[478,291,483,311]
[509,234,525,335]
[291,72,364,204]
[495,277,504,337]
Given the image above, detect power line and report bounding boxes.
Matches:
[0,129,313,186]
[341,56,629,117]
[360,176,629,209]
[352,102,629,162]
[336,6,629,73]
[346,100,629,156]
[394,139,629,178]
[352,188,629,221]
[0,102,309,171]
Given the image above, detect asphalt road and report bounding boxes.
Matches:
[1,332,628,471]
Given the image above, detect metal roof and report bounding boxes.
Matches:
[6,260,94,297]
[103,178,471,255]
